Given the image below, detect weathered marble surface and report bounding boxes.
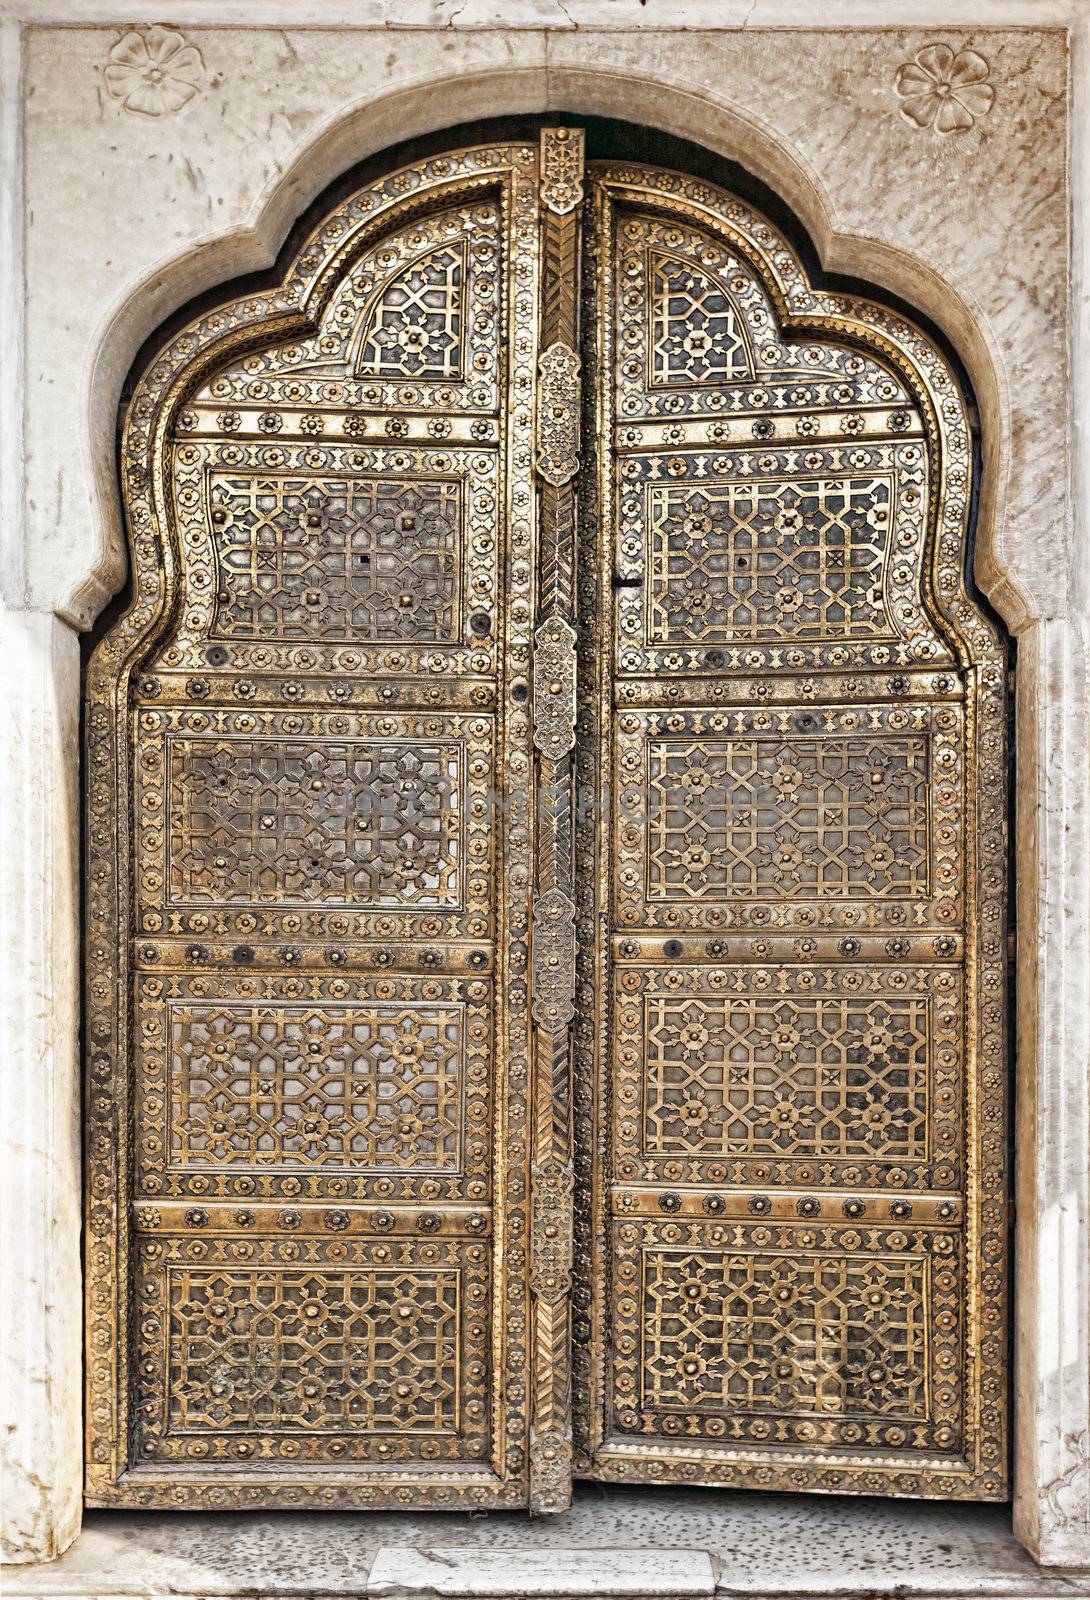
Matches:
[1,0,1087,1575]
[0,607,82,1567]
[3,1491,1086,1597]
[367,1545,715,1597]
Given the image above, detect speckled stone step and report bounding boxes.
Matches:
[366,1545,715,1597]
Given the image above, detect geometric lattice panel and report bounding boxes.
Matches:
[132,1231,494,1469]
[642,993,928,1160]
[169,1000,464,1171]
[640,1246,929,1420]
[167,736,462,907]
[355,241,466,380]
[209,474,462,642]
[165,1267,460,1434]
[134,970,492,1208]
[607,1216,965,1459]
[647,475,893,642]
[611,961,963,1194]
[645,735,929,901]
[649,252,752,386]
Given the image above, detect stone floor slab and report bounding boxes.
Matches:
[366,1545,715,1597]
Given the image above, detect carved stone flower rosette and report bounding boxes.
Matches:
[104,25,205,117]
[894,44,994,135]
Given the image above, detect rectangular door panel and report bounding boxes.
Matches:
[616,702,961,921]
[137,1244,489,1469]
[613,960,960,1191]
[611,1223,953,1450]
[135,972,490,1200]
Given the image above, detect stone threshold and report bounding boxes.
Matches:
[5,1487,1090,1599]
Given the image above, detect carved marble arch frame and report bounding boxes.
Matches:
[84,116,1009,1511]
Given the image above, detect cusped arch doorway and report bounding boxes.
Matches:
[84,120,1009,1516]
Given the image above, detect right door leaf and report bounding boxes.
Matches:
[572,162,1009,1501]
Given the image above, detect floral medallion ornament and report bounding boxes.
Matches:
[894,44,994,134]
[104,25,205,117]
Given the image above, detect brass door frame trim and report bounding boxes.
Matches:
[527,125,584,1514]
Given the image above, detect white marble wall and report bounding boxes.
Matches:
[1012,619,1090,1565]
[1,0,1087,1571]
[0,608,82,1564]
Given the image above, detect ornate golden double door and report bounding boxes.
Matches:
[86,130,1009,1512]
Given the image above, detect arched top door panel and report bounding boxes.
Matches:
[596,162,992,677]
[180,201,501,659]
